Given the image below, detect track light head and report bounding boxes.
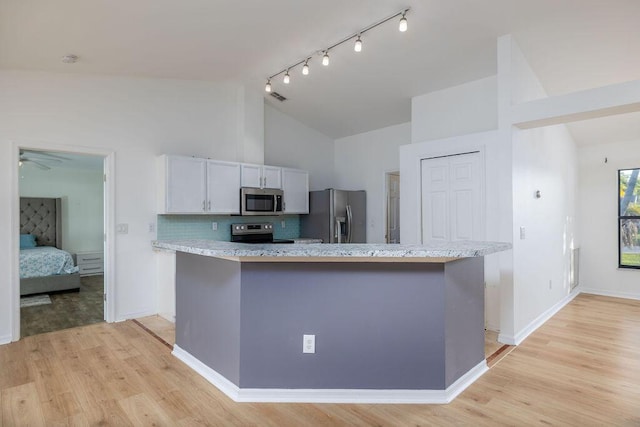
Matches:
[302,60,310,75]
[322,51,330,66]
[354,36,362,52]
[265,80,272,92]
[283,70,290,84]
[399,13,408,32]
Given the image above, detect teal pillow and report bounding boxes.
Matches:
[20,234,37,249]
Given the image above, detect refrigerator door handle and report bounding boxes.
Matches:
[335,218,342,243]
[346,205,353,243]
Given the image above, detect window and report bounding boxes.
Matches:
[619,169,640,268]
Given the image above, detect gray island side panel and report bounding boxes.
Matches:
[175,252,242,385]
[238,262,447,390]
[444,257,486,387]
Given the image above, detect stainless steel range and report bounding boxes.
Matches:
[230,223,294,244]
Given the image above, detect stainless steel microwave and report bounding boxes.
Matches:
[240,187,284,216]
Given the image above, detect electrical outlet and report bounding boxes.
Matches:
[520,226,526,240]
[212,222,218,231]
[117,224,128,234]
[148,223,155,233]
[281,220,286,229]
[303,334,315,354]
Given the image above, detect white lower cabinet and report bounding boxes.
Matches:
[282,168,309,214]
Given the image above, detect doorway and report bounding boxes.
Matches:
[17,148,108,337]
[385,172,400,243]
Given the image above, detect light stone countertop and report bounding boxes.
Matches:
[152,240,511,263]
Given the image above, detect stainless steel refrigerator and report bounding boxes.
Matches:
[301,189,366,243]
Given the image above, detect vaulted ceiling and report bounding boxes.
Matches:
[1,0,639,141]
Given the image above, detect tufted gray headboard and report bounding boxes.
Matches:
[20,197,62,248]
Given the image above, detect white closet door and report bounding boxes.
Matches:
[421,152,483,243]
[449,153,483,241]
[421,157,450,242]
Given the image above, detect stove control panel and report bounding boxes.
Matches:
[231,223,273,236]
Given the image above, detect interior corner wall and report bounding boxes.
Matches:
[237,87,265,165]
[19,166,104,254]
[264,104,335,191]
[333,122,411,243]
[578,139,640,299]
[506,37,579,339]
[0,70,260,339]
[411,76,498,143]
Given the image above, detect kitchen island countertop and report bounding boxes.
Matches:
[152,239,511,262]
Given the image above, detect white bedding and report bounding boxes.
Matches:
[20,246,79,279]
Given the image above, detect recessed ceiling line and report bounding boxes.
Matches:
[266,7,410,90]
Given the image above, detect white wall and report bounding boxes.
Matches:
[504,36,579,343]
[411,76,498,143]
[264,104,335,191]
[19,165,104,254]
[334,122,411,243]
[578,139,640,299]
[0,70,265,342]
[512,125,578,334]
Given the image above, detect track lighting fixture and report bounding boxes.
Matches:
[264,7,410,93]
[354,35,362,52]
[322,51,330,66]
[399,12,408,32]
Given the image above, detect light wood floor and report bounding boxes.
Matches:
[2,294,640,425]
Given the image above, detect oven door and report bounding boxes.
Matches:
[241,187,284,216]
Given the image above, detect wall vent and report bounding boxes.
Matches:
[270,92,287,102]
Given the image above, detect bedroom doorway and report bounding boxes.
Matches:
[18,149,107,337]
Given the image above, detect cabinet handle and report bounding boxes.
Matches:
[82,258,101,261]
[202,200,206,211]
[83,266,102,271]
[264,176,267,187]
[208,200,211,211]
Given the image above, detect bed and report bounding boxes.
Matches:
[20,197,81,296]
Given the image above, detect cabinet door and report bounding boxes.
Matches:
[282,168,309,214]
[240,163,262,188]
[262,166,282,189]
[165,156,207,213]
[207,160,241,214]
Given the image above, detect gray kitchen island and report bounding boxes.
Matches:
[152,240,510,404]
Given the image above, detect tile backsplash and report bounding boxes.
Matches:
[157,215,300,241]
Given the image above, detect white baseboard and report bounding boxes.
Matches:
[172,345,487,404]
[158,312,175,323]
[498,288,580,346]
[0,334,12,346]
[580,287,640,301]
[116,309,157,322]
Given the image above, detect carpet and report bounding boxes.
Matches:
[20,294,52,308]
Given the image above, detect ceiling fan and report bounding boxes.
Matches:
[19,150,70,170]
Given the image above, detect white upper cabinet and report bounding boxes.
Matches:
[206,160,241,214]
[159,155,207,214]
[158,155,240,214]
[281,168,309,214]
[241,163,282,189]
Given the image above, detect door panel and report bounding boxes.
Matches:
[386,173,400,243]
[421,158,450,242]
